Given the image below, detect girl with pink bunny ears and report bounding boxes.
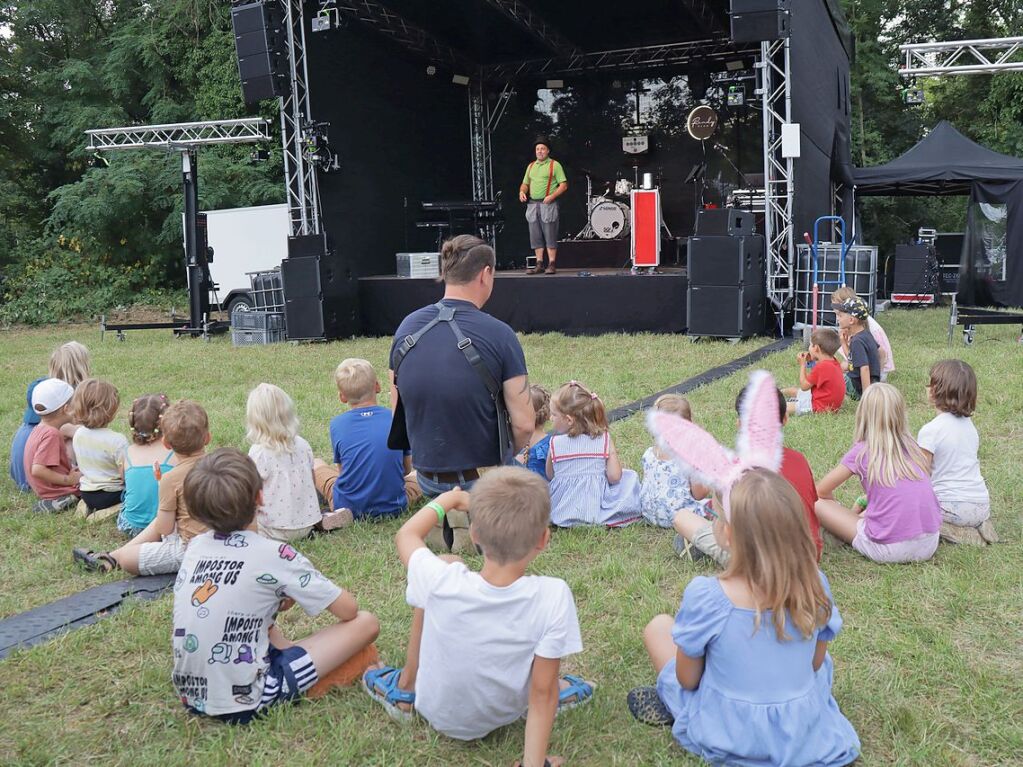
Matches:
[626,371,860,766]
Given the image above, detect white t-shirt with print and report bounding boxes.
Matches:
[249,437,322,530]
[406,547,583,740]
[917,412,989,505]
[171,529,342,716]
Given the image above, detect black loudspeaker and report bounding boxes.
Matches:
[688,236,764,287]
[281,237,358,340]
[688,284,766,338]
[695,208,755,237]
[730,0,791,43]
[893,244,938,295]
[231,1,290,105]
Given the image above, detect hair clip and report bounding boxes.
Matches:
[590,392,599,400]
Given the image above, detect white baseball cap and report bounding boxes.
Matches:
[31,378,75,416]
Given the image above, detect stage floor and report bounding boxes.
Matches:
[357,267,688,336]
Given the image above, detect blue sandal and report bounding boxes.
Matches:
[557,674,595,713]
[363,666,415,722]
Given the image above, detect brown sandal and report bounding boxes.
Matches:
[545,266,557,274]
[72,548,119,573]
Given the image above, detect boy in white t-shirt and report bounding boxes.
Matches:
[169,448,380,723]
[364,467,593,767]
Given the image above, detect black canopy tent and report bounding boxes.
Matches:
[853,121,1023,307]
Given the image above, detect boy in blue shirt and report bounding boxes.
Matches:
[313,358,422,522]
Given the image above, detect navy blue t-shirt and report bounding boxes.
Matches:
[330,405,409,518]
[390,299,528,473]
[847,329,881,395]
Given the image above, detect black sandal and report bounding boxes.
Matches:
[73,548,119,573]
[627,686,674,726]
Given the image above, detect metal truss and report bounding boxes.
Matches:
[335,0,477,72]
[481,0,581,56]
[899,36,1023,76]
[86,118,270,150]
[757,38,795,313]
[483,37,752,80]
[281,0,321,237]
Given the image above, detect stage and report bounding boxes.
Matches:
[357,268,688,336]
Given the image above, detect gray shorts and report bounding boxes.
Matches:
[137,532,185,575]
[526,200,559,250]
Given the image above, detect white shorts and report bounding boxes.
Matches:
[794,388,813,416]
[940,500,990,527]
[851,518,938,564]
[258,522,315,542]
[137,533,185,575]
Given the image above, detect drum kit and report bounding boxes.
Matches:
[576,169,659,240]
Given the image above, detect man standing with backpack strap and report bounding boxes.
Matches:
[389,235,534,551]
[519,136,568,274]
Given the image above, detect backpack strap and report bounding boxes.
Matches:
[391,301,448,377]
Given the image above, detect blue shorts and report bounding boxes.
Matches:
[191,645,319,725]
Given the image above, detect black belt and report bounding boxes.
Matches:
[420,468,481,484]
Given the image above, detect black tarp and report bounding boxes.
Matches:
[853,121,1023,196]
[853,122,1023,307]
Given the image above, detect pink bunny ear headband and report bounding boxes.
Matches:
[645,370,783,521]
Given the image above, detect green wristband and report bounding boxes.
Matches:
[426,500,446,524]
[854,495,868,509]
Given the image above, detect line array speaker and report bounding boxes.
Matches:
[687,234,766,338]
[730,0,791,43]
[688,235,764,287]
[281,235,358,340]
[231,0,291,105]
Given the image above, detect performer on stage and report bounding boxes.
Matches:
[519,136,567,274]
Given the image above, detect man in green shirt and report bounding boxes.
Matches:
[518,136,568,274]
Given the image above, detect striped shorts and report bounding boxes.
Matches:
[201,645,319,725]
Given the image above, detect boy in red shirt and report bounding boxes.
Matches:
[784,327,845,416]
[23,378,81,513]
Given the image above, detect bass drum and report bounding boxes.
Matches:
[590,200,631,240]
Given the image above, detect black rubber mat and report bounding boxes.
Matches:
[607,337,796,423]
[0,574,174,660]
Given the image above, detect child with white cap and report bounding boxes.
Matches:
[23,378,81,513]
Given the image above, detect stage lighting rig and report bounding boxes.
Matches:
[302,120,340,172]
[90,152,110,169]
[727,85,745,106]
[249,148,270,163]
[312,1,338,31]
[903,86,925,104]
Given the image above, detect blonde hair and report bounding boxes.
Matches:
[70,378,119,429]
[529,384,551,427]
[335,358,378,403]
[928,359,977,417]
[551,380,607,438]
[723,469,832,641]
[49,341,91,388]
[470,466,550,564]
[830,285,857,304]
[853,383,929,487]
[653,393,691,421]
[246,383,299,452]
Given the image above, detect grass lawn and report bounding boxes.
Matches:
[0,309,1020,765]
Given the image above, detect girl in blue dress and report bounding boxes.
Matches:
[517,384,552,479]
[631,372,860,766]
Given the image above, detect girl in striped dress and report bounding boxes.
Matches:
[545,380,642,527]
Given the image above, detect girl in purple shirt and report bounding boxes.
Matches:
[815,383,941,563]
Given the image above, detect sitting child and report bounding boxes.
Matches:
[73,400,210,574]
[629,467,860,767]
[674,382,823,563]
[783,327,845,415]
[23,379,81,513]
[70,379,128,519]
[834,297,880,400]
[918,360,997,545]
[517,384,552,479]
[364,467,592,767]
[832,286,894,380]
[246,383,333,541]
[9,341,91,492]
[171,448,380,723]
[546,380,641,527]
[815,383,941,563]
[639,394,711,528]
[118,394,175,538]
[313,358,421,524]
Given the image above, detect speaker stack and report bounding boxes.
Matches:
[282,233,359,340]
[231,0,291,106]
[729,0,791,43]
[891,244,938,304]
[687,209,766,338]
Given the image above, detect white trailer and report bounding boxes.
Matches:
[192,204,290,314]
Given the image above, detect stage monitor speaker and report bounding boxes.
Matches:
[730,4,791,43]
[281,253,358,340]
[231,0,290,105]
[695,208,755,237]
[688,235,765,287]
[688,284,765,338]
